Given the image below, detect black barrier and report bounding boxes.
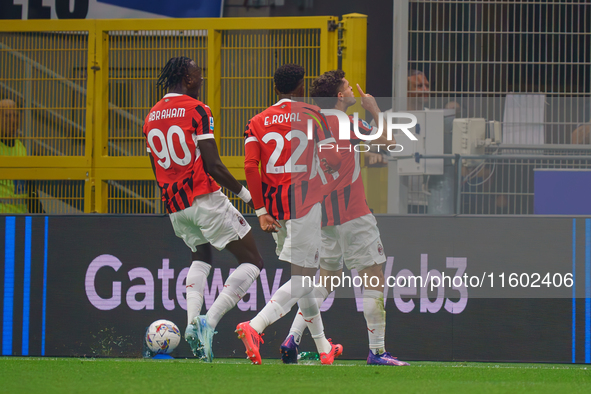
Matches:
[1,214,590,363]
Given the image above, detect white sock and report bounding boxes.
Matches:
[249,276,311,334]
[288,286,328,345]
[363,289,386,355]
[186,261,211,325]
[206,263,260,330]
[298,292,332,354]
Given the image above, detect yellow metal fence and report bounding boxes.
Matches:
[0,15,366,214]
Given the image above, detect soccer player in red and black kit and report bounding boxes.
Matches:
[143,57,263,362]
[280,70,410,366]
[235,64,344,365]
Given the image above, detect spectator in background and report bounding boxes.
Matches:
[0,99,24,154]
[0,99,27,213]
[366,69,459,166]
[572,124,591,144]
[407,69,461,114]
[407,69,430,111]
[0,99,43,213]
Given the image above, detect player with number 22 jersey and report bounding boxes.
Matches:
[243,99,337,220]
[236,64,344,366]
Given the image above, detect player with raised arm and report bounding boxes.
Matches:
[143,57,263,362]
[235,64,343,365]
[280,70,410,366]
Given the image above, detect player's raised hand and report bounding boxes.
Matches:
[356,83,380,114]
[259,213,281,233]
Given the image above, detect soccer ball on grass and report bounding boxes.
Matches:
[145,319,181,355]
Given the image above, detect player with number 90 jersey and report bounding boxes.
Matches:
[143,93,220,214]
[244,99,338,220]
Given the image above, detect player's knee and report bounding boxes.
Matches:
[291,277,315,298]
[237,249,263,270]
[192,245,212,264]
[248,256,264,270]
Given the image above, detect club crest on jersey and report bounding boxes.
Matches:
[377,243,384,255]
[361,120,370,129]
[209,117,214,131]
[237,214,247,227]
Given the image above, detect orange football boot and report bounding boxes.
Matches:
[235,321,264,365]
[320,339,343,365]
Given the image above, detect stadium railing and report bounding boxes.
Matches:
[0,15,367,214]
[408,146,591,215]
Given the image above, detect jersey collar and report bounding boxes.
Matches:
[163,93,183,98]
[272,98,294,106]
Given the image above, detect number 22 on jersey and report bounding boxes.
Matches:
[262,130,308,174]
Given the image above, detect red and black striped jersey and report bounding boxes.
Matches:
[322,115,375,226]
[244,99,336,220]
[143,93,220,214]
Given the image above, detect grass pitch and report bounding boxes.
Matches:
[1,357,590,394]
